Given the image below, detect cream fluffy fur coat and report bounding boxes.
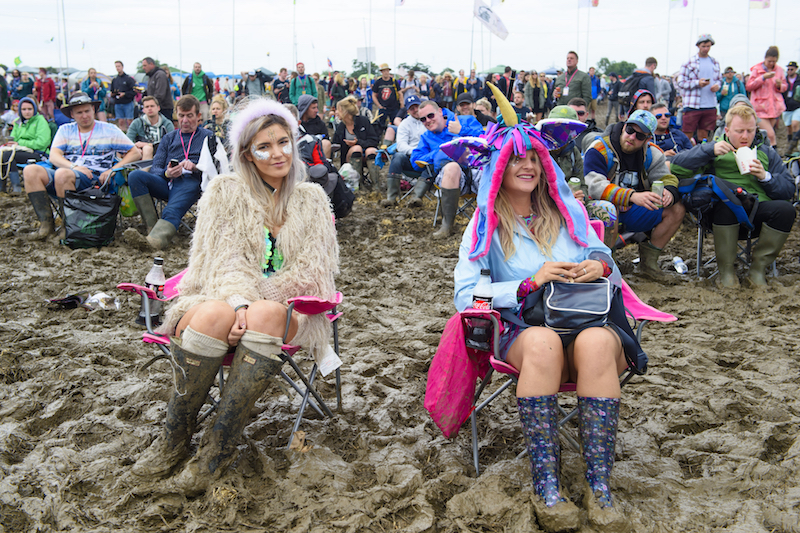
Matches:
[160,174,340,362]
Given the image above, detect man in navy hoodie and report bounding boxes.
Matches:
[408,100,483,238]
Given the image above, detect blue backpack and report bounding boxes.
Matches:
[678,174,758,230]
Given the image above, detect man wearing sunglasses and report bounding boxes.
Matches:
[651,103,692,159]
[585,110,685,277]
[409,100,484,238]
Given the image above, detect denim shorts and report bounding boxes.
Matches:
[115,101,135,119]
[618,204,663,233]
[44,166,101,196]
[782,108,800,126]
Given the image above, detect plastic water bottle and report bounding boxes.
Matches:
[136,257,167,327]
[466,269,493,352]
[672,256,688,274]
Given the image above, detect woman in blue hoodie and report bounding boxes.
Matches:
[1,97,50,194]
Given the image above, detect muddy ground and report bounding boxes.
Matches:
[1,118,800,532]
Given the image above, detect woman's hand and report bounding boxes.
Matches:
[534,261,579,286]
[228,307,247,346]
[568,260,604,283]
[764,72,776,80]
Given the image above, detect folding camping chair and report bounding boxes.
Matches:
[118,270,343,449]
[465,220,677,475]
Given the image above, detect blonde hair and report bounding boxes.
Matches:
[229,106,305,229]
[336,96,359,118]
[211,94,228,112]
[725,104,757,127]
[494,153,564,260]
[334,73,344,85]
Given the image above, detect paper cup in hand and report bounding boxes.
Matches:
[735,147,756,174]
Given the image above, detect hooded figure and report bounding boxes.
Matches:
[1,97,51,194]
[451,83,642,533]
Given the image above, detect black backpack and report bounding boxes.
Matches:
[617,72,647,109]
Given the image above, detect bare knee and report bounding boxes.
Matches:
[245,300,291,338]
[572,328,621,376]
[54,169,76,190]
[441,162,461,189]
[23,166,47,187]
[515,328,564,372]
[184,300,236,340]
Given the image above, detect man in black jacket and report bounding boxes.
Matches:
[142,57,173,122]
[111,60,137,131]
[181,62,214,121]
[298,95,331,158]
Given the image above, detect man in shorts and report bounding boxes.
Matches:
[23,92,141,241]
[371,64,402,138]
[676,34,722,143]
[409,100,483,239]
[584,110,684,277]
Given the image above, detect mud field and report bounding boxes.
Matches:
[1,151,800,531]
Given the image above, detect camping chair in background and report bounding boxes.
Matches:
[117,270,344,449]
[464,220,677,475]
[688,214,777,279]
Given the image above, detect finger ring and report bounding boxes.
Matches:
[583,267,587,275]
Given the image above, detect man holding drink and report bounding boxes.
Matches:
[553,51,592,106]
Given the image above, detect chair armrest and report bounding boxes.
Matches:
[459,308,503,357]
[117,283,161,300]
[287,292,344,315]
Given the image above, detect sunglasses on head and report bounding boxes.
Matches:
[625,123,649,141]
[654,112,672,119]
[419,112,438,123]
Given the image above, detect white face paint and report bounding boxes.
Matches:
[251,144,270,161]
[282,143,292,155]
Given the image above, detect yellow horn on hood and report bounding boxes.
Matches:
[486,82,518,127]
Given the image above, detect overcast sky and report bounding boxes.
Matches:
[5,0,800,78]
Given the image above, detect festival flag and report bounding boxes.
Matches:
[396,0,405,5]
[327,58,333,70]
[749,0,770,8]
[82,40,85,49]
[473,0,509,40]
[578,0,598,6]
[669,0,688,9]
[14,57,21,66]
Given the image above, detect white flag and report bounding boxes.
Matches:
[473,0,509,40]
[491,0,504,5]
[669,0,688,8]
[396,0,405,6]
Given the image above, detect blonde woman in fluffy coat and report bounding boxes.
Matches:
[131,98,339,493]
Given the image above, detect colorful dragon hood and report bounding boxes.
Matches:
[441,83,591,261]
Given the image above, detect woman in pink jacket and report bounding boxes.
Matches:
[746,46,786,148]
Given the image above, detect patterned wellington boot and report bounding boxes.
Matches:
[578,396,631,532]
[518,396,580,532]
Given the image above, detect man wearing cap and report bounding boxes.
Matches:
[22,92,141,241]
[717,66,747,119]
[124,95,219,250]
[782,61,800,155]
[142,57,173,121]
[584,110,684,276]
[181,62,214,121]
[371,64,402,137]
[243,70,267,97]
[289,63,317,105]
[298,94,331,158]
[381,94,426,207]
[676,34,722,143]
[408,100,483,238]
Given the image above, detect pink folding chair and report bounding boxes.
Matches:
[118,270,344,448]
[465,220,676,475]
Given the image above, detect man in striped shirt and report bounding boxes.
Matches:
[23,92,140,241]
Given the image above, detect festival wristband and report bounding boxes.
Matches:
[516,277,540,303]
[600,260,613,278]
[234,304,249,312]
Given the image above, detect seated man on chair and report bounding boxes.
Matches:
[126,96,175,160]
[297,95,331,159]
[584,110,685,277]
[124,95,219,250]
[22,92,141,241]
[671,104,795,287]
[381,94,426,207]
[408,99,484,239]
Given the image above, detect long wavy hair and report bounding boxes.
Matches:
[229,110,305,229]
[493,156,564,260]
